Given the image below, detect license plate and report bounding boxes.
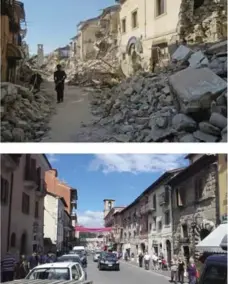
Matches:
[108,264,112,267]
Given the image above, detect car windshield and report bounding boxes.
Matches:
[104,253,117,260]
[56,256,81,263]
[26,268,70,280]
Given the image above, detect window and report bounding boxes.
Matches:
[121,18,126,33]
[22,192,30,214]
[36,167,41,189]
[182,224,188,238]
[132,10,138,29]
[153,194,157,210]
[164,210,170,225]
[35,201,39,218]
[153,217,156,230]
[195,178,204,200]
[176,187,186,207]
[158,221,162,230]
[156,0,165,17]
[1,177,9,205]
[194,0,204,10]
[202,264,227,284]
[71,265,80,280]
[149,223,152,231]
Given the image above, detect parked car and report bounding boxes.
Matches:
[98,252,120,271]
[67,251,87,268]
[198,254,227,284]
[93,251,102,262]
[25,262,86,282]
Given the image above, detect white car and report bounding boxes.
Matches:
[25,262,86,282]
[93,252,101,262]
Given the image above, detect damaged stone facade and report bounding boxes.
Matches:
[178,0,227,42]
[169,154,218,260]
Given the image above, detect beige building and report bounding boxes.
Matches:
[117,0,227,76]
[1,154,52,257]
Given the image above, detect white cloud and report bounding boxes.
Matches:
[77,211,104,228]
[47,154,59,164]
[89,154,186,174]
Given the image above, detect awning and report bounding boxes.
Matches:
[7,43,24,60]
[196,223,228,253]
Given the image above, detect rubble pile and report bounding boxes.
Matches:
[89,42,227,142]
[1,83,55,142]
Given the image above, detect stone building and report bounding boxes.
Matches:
[1,0,26,82]
[168,154,218,261]
[218,154,228,223]
[116,0,227,76]
[1,154,51,257]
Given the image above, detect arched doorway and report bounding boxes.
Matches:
[140,243,145,253]
[20,232,27,255]
[166,240,172,266]
[10,233,16,248]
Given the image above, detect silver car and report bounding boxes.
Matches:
[93,252,101,262]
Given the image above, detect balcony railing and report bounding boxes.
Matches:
[140,203,156,215]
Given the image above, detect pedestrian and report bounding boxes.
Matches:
[138,252,144,268]
[28,252,39,270]
[144,251,151,270]
[15,255,29,279]
[152,253,158,270]
[178,257,185,284]
[54,64,67,103]
[1,251,17,282]
[170,255,178,283]
[187,257,197,284]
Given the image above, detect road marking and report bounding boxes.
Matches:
[120,261,170,280]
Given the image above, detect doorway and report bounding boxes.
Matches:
[183,246,190,263]
[140,243,146,253]
[20,232,27,255]
[166,240,172,266]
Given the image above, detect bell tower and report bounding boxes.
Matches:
[103,199,115,218]
[37,44,44,67]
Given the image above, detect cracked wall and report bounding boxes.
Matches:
[178,0,227,42]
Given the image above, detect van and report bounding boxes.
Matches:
[73,246,85,252]
[198,254,227,284]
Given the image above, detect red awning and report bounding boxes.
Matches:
[75,226,112,232]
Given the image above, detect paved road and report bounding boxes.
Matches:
[86,258,171,284]
[41,82,96,142]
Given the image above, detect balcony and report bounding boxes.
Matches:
[179,237,190,244]
[140,203,155,215]
[36,179,47,198]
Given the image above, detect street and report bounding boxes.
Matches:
[86,258,171,284]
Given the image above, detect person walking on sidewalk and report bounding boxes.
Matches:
[178,257,185,284]
[54,64,67,103]
[1,251,17,282]
[138,252,144,268]
[144,252,151,270]
[187,257,197,284]
[170,255,178,283]
[152,253,158,270]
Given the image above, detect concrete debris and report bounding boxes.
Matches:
[87,41,227,142]
[172,45,193,62]
[1,83,55,142]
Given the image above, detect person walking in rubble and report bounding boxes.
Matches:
[54,64,67,103]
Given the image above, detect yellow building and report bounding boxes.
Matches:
[218,154,228,223]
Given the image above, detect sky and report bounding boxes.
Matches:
[45,154,189,228]
[23,0,116,55]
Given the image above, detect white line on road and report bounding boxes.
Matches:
[120,261,170,280]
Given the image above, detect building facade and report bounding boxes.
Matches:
[44,192,67,252]
[1,154,51,258]
[45,170,78,240]
[1,0,26,82]
[218,154,228,223]
[169,154,218,261]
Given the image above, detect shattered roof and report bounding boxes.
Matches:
[100,4,120,18]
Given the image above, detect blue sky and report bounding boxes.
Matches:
[46,154,188,227]
[23,0,116,54]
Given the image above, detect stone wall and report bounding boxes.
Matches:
[178,0,227,42]
[172,162,217,258]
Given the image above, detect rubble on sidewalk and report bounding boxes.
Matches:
[1,83,55,142]
[87,42,227,142]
